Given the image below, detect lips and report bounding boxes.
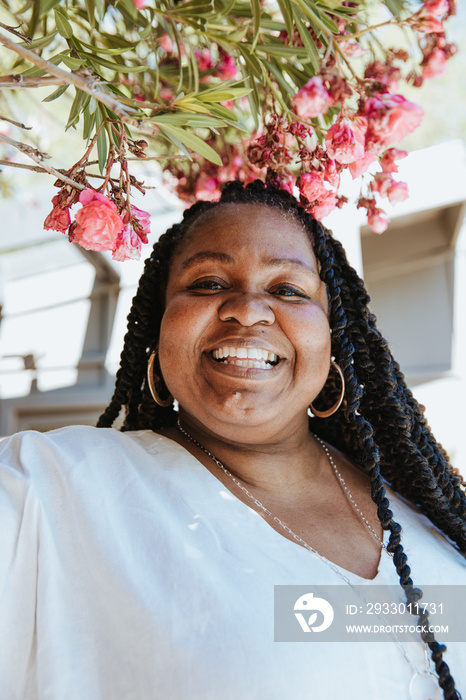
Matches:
[210,345,280,369]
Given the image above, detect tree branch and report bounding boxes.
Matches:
[0,30,139,120]
[0,115,31,129]
[0,74,68,88]
[0,133,85,189]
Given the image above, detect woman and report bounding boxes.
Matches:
[0,180,465,700]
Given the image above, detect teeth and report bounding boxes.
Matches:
[211,346,279,364]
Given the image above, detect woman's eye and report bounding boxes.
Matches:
[271,285,310,299]
[186,279,226,292]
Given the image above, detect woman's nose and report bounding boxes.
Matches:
[218,293,275,326]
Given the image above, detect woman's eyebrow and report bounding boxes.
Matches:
[181,251,235,269]
[264,256,319,276]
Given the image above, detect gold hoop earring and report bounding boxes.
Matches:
[310,360,345,418]
[147,351,174,408]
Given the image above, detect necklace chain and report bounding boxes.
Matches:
[176,417,387,557]
[175,417,439,692]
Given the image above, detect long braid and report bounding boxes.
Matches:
[98,179,464,699]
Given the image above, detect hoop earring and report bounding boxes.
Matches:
[310,360,345,418]
[147,351,174,408]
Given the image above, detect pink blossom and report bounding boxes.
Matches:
[422,48,448,79]
[412,16,444,32]
[128,205,151,244]
[348,152,376,179]
[43,195,71,233]
[368,207,389,234]
[379,148,407,173]
[73,189,124,252]
[387,180,409,204]
[132,0,146,8]
[370,173,393,198]
[325,114,367,164]
[323,159,341,189]
[159,35,173,53]
[310,190,339,220]
[112,225,142,262]
[195,48,212,72]
[299,171,328,203]
[364,93,424,154]
[215,53,237,80]
[291,77,334,120]
[421,0,449,16]
[195,175,222,201]
[339,40,367,57]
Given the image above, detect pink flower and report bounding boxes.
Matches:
[44,195,71,233]
[368,207,389,234]
[309,190,339,220]
[195,48,212,72]
[325,114,367,164]
[299,171,328,203]
[339,40,367,57]
[322,159,341,189]
[411,16,444,32]
[364,93,424,154]
[73,189,124,252]
[421,0,449,16]
[387,180,409,204]
[348,152,376,179]
[195,175,222,201]
[128,205,151,243]
[379,148,407,173]
[159,35,173,53]
[132,0,146,8]
[215,53,237,80]
[291,77,334,119]
[112,225,142,262]
[422,48,448,79]
[370,173,394,198]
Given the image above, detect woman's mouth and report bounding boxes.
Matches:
[211,346,280,369]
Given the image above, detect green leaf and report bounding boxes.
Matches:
[17,33,57,51]
[66,89,87,131]
[83,106,96,141]
[153,122,222,165]
[97,125,108,174]
[42,84,70,102]
[77,39,138,55]
[41,0,62,13]
[95,0,105,19]
[84,0,95,28]
[54,6,73,39]
[21,53,63,77]
[251,0,261,51]
[196,88,251,102]
[261,58,295,97]
[254,42,310,58]
[294,8,320,73]
[169,0,214,16]
[79,53,147,73]
[157,125,192,161]
[61,54,85,70]
[276,0,294,40]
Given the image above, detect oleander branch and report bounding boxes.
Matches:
[0,133,85,189]
[0,30,139,121]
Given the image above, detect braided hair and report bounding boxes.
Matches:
[98,179,465,699]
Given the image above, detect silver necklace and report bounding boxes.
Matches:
[176,417,441,699]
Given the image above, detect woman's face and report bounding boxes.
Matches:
[159,203,331,444]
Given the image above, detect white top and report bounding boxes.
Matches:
[0,425,465,700]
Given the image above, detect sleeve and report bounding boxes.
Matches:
[0,433,40,700]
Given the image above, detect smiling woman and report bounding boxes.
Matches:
[0,180,465,700]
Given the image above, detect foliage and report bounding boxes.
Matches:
[0,0,458,258]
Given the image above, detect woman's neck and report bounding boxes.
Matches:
[159,411,327,497]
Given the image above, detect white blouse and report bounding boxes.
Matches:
[0,425,465,700]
